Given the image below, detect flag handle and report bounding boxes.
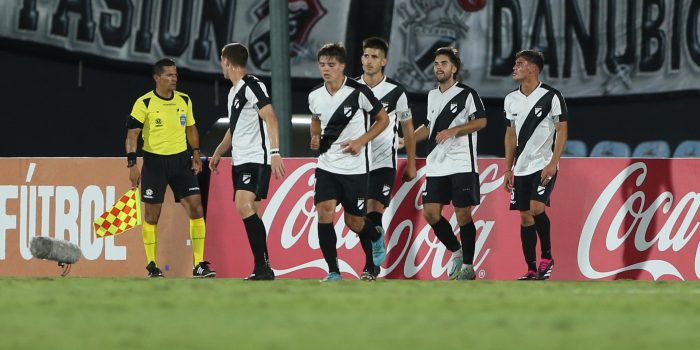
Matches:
[134,186,142,226]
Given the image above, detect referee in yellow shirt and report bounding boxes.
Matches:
[125,58,215,278]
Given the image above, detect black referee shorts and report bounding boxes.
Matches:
[140,151,200,204]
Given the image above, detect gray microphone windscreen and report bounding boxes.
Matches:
[30,237,81,264]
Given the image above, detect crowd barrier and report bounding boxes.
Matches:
[1,157,698,280]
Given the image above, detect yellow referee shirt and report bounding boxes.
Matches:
[130,90,195,155]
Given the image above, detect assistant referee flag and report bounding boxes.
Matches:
[94,187,142,237]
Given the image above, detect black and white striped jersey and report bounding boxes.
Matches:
[504,82,568,176]
[227,74,272,166]
[424,82,486,176]
[308,76,383,175]
[357,75,411,171]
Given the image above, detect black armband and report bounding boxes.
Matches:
[126,116,144,129]
[127,152,137,168]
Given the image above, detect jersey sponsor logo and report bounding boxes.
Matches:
[154,118,163,127]
[357,198,365,210]
[180,113,186,127]
[242,173,252,184]
[535,106,543,117]
[188,187,199,191]
[344,106,353,117]
[382,184,391,197]
[450,102,458,114]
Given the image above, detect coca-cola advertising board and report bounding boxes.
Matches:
[205,158,700,281]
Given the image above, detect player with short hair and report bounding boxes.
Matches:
[414,47,487,281]
[308,42,389,282]
[356,37,417,281]
[503,49,568,280]
[210,43,286,281]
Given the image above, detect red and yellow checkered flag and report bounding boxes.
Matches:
[94,187,142,237]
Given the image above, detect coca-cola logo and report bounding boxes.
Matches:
[260,161,504,279]
[578,162,700,280]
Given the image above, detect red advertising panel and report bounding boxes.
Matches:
[205,158,700,281]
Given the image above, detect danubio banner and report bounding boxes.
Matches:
[206,158,700,281]
[386,0,700,97]
[0,0,348,77]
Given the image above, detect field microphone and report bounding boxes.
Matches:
[30,237,82,276]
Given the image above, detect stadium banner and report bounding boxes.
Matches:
[206,158,700,281]
[0,0,347,78]
[386,0,700,97]
[0,158,193,277]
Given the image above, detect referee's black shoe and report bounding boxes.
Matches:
[245,264,275,281]
[146,261,164,278]
[193,261,216,278]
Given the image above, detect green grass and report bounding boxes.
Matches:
[1,278,699,350]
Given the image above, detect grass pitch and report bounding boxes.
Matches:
[1,278,699,350]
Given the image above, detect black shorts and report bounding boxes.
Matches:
[509,170,557,211]
[314,168,368,217]
[423,172,480,207]
[368,167,397,207]
[232,163,271,201]
[141,151,200,204]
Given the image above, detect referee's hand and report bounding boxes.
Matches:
[192,156,202,175]
[129,166,140,188]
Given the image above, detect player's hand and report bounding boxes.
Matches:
[397,137,405,150]
[540,163,557,185]
[341,139,363,155]
[209,153,221,174]
[271,155,286,180]
[402,162,416,182]
[129,166,140,188]
[503,170,513,192]
[435,128,458,143]
[310,135,320,150]
[192,155,202,175]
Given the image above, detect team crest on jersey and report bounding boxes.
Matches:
[382,101,389,111]
[450,103,458,113]
[242,173,252,184]
[535,106,543,117]
[382,185,391,197]
[393,0,481,92]
[344,106,353,117]
[234,97,241,109]
[357,198,365,210]
[248,0,327,71]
